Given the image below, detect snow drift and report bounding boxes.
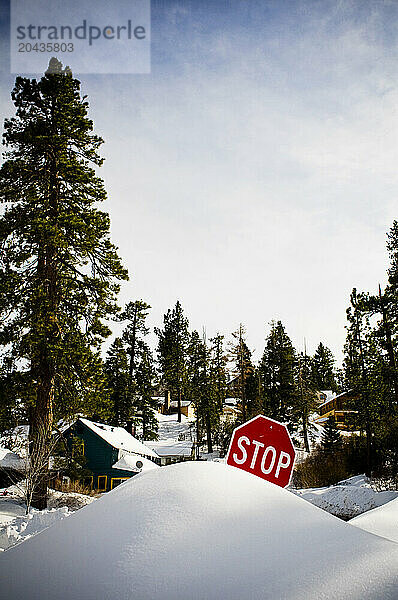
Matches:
[294,474,398,519]
[1,462,398,600]
[350,496,398,543]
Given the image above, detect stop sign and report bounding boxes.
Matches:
[226,415,296,488]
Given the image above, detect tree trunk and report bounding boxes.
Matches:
[177,388,182,422]
[205,412,213,453]
[365,419,372,477]
[128,307,137,387]
[379,285,398,409]
[30,142,59,510]
[29,363,54,510]
[302,410,310,453]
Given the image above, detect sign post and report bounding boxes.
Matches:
[226,415,296,488]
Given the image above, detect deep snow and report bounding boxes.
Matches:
[294,474,398,519]
[350,496,398,543]
[1,461,398,600]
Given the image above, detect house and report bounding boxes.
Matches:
[0,447,26,488]
[221,397,240,423]
[156,391,195,418]
[62,418,160,492]
[315,390,358,430]
[169,400,195,419]
[143,438,195,466]
[315,390,335,405]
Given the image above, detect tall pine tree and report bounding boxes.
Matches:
[311,342,338,392]
[155,301,189,422]
[259,321,296,424]
[0,60,127,508]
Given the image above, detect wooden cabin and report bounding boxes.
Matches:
[315,390,358,430]
[62,418,159,492]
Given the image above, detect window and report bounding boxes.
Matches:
[110,477,129,490]
[97,476,107,491]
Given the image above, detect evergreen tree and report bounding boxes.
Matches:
[311,342,338,392]
[119,300,151,389]
[321,416,342,453]
[135,343,158,440]
[229,324,254,422]
[0,60,128,507]
[104,338,131,426]
[209,334,228,413]
[155,301,189,422]
[258,321,296,424]
[186,330,206,448]
[294,351,317,452]
[344,289,381,475]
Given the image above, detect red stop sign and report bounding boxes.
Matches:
[226,415,296,488]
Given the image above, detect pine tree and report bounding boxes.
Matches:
[186,330,206,448]
[344,289,379,475]
[258,321,296,424]
[229,324,254,422]
[311,342,338,392]
[135,343,158,440]
[294,351,317,452]
[119,300,151,389]
[0,60,128,508]
[321,416,342,454]
[209,334,228,414]
[155,301,189,422]
[104,338,131,426]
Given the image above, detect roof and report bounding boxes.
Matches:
[318,389,355,410]
[78,418,159,459]
[144,439,194,457]
[112,453,159,474]
[0,447,26,471]
[224,398,240,407]
[170,401,192,408]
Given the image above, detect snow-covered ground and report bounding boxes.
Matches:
[0,484,96,551]
[155,410,195,440]
[1,461,397,600]
[294,474,398,520]
[350,496,398,543]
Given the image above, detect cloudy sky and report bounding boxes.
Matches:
[1,0,398,363]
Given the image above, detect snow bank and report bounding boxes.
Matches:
[350,497,398,543]
[0,506,70,551]
[0,487,96,550]
[1,462,398,599]
[294,475,398,519]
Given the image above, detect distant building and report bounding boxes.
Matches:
[315,390,358,430]
[144,439,195,466]
[315,390,335,405]
[169,400,195,419]
[221,398,240,423]
[62,418,159,492]
[157,391,195,419]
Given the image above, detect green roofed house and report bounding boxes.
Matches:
[63,418,160,492]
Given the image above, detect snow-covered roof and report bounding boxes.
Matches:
[78,419,159,459]
[224,397,239,406]
[144,439,194,457]
[0,447,26,471]
[170,401,192,408]
[318,389,355,410]
[112,453,159,474]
